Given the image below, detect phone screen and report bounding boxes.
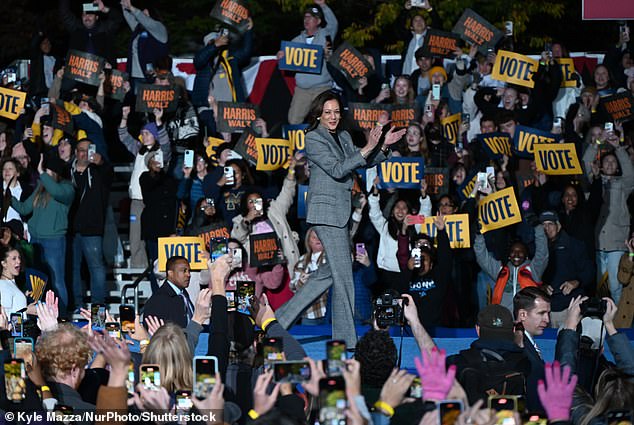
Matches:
[14,338,33,363]
[226,290,237,311]
[194,357,217,399]
[4,359,26,402]
[409,377,422,398]
[355,243,366,256]
[607,410,632,425]
[210,238,229,262]
[91,304,107,330]
[106,322,121,339]
[184,150,194,168]
[274,361,311,383]
[319,377,346,424]
[140,365,161,391]
[326,340,346,376]
[176,390,193,413]
[262,338,284,363]
[439,401,463,425]
[231,248,242,269]
[119,305,135,333]
[126,362,135,395]
[10,314,22,337]
[489,396,518,412]
[237,281,255,315]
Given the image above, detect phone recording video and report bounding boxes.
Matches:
[262,337,284,363]
[236,281,255,315]
[319,377,346,425]
[326,340,346,376]
[194,356,217,399]
[273,361,311,383]
[4,359,26,402]
[119,305,135,333]
[210,238,229,262]
[140,364,161,391]
[439,400,463,425]
[91,303,107,330]
[10,313,22,337]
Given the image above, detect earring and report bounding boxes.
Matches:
[317,117,321,120]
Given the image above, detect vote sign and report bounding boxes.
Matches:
[25,268,48,302]
[421,214,471,249]
[513,126,560,158]
[0,87,26,120]
[534,143,582,175]
[158,237,207,271]
[477,132,512,159]
[557,58,577,88]
[377,157,425,189]
[283,124,309,153]
[478,187,522,233]
[440,113,461,145]
[279,41,324,74]
[256,138,292,171]
[491,50,539,89]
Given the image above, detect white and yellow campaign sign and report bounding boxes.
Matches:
[0,87,27,120]
[421,214,471,248]
[491,50,539,88]
[557,58,577,88]
[158,237,207,272]
[478,187,522,233]
[206,137,225,160]
[256,138,292,171]
[534,142,582,175]
[440,113,461,145]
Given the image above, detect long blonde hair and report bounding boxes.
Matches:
[142,323,193,392]
[33,171,61,208]
[299,227,325,271]
[579,367,634,425]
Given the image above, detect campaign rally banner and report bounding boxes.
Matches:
[206,136,225,161]
[423,167,449,197]
[557,58,577,88]
[250,232,284,267]
[534,143,582,175]
[197,226,230,250]
[601,92,634,123]
[440,113,461,145]
[234,129,258,165]
[390,103,419,129]
[104,69,128,101]
[65,50,105,86]
[421,214,471,249]
[420,29,461,58]
[348,103,388,130]
[513,125,559,158]
[491,50,539,89]
[216,102,258,132]
[297,184,308,219]
[457,171,478,202]
[377,157,425,189]
[282,124,309,153]
[477,132,512,159]
[256,138,292,171]
[0,87,26,120]
[278,41,324,74]
[49,101,74,135]
[478,187,522,233]
[209,0,250,33]
[136,84,178,113]
[158,237,207,271]
[452,9,503,53]
[25,268,48,302]
[329,42,373,89]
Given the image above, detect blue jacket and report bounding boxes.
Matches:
[191,30,253,107]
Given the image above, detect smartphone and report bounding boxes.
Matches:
[83,2,100,12]
[504,21,513,37]
[4,358,26,402]
[319,377,347,424]
[106,322,121,339]
[607,410,632,425]
[409,377,422,398]
[425,104,433,116]
[236,281,255,315]
[621,25,631,42]
[41,97,49,105]
[53,405,74,421]
[119,305,135,333]
[262,337,284,363]
[210,237,229,262]
[523,413,547,425]
[193,356,218,399]
[10,313,22,337]
[406,214,425,225]
[412,247,422,268]
[253,198,263,212]
[439,400,464,425]
[13,337,33,363]
[605,122,614,132]
[231,247,242,269]
[477,171,489,190]
[411,0,425,7]
[355,243,366,256]
[175,389,193,413]
[224,166,234,185]
[226,290,237,311]
[486,166,495,177]
[463,113,471,129]
[184,150,194,168]
[154,150,164,168]
[126,362,135,395]
[544,43,553,59]
[273,361,311,383]
[140,364,161,391]
[489,395,519,412]
[220,28,230,37]
[88,143,97,160]
[553,117,562,128]
[432,84,441,100]
[91,303,107,330]
[326,340,346,376]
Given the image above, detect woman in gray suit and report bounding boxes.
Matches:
[275,90,404,347]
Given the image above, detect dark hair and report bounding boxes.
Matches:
[355,329,397,387]
[387,198,413,240]
[436,194,458,214]
[239,190,267,218]
[166,255,188,272]
[228,238,247,269]
[0,158,22,180]
[513,287,551,318]
[496,110,518,127]
[480,114,497,127]
[0,245,20,275]
[306,90,343,132]
[225,159,254,186]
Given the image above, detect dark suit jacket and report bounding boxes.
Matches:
[305,125,387,228]
[143,281,188,328]
[523,334,545,412]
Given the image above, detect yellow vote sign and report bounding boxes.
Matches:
[441,113,461,145]
[421,214,471,249]
[256,138,292,171]
[491,50,539,88]
[158,237,207,272]
[478,187,522,233]
[0,87,26,120]
[279,41,324,74]
[557,58,577,88]
[534,143,582,175]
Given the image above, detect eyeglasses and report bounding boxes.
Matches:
[439,202,454,207]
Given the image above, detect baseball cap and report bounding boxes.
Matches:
[304,5,325,24]
[477,304,514,341]
[539,211,559,224]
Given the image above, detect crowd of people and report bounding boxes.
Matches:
[0,0,632,422]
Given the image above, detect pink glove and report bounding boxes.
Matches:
[537,361,577,421]
[414,347,456,401]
